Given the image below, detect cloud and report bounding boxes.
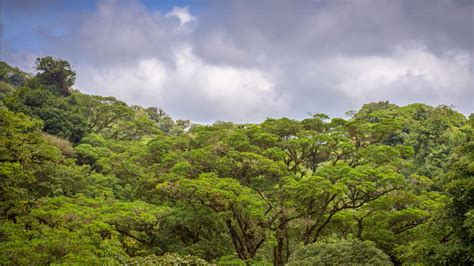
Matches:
[327,47,474,109]
[77,45,287,123]
[165,6,196,29]
[4,0,474,122]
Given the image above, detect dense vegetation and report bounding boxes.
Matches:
[0,58,472,265]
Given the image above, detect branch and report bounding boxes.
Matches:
[119,160,143,178]
[256,190,273,216]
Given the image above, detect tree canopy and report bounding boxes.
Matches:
[0,59,472,265]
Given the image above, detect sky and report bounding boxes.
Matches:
[2,0,473,123]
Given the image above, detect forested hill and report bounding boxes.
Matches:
[0,58,473,265]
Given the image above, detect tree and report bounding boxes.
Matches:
[158,173,267,261]
[1,59,472,265]
[4,87,88,142]
[35,57,76,96]
[287,238,392,265]
[0,61,29,87]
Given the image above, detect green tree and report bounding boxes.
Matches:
[35,56,76,96]
[158,173,267,261]
[287,238,392,265]
[0,61,29,87]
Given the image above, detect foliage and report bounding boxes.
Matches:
[287,238,392,265]
[128,253,209,265]
[0,61,29,87]
[3,87,88,142]
[0,60,472,265]
[35,56,76,96]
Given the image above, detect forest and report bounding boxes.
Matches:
[0,57,472,265]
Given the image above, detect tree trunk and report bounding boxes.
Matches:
[225,220,249,260]
[273,220,289,266]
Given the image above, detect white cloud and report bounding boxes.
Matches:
[77,45,288,123]
[326,47,473,109]
[7,0,472,121]
[165,6,196,29]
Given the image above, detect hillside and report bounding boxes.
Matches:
[0,58,473,265]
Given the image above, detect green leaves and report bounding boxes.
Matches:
[287,237,392,265]
[159,173,265,215]
[0,62,28,87]
[35,56,76,97]
[158,173,267,260]
[0,195,174,263]
[0,59,472,265]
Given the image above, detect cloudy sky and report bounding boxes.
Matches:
[3,0,473,123]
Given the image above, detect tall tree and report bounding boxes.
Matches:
[35,57,76,96]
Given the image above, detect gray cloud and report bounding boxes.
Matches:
[194,0,473,62]
[4,0,474,122]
